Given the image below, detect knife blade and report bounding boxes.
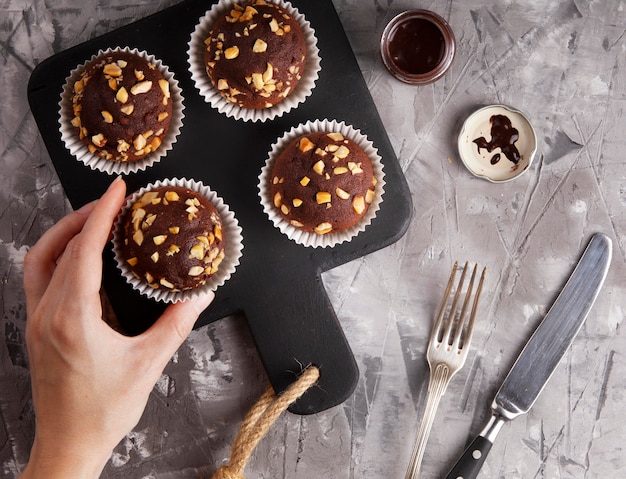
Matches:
[444,232,612,479]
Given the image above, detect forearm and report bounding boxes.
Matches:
[19,438,111,479]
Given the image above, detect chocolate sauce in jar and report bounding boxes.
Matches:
[387,18,445,75]
[380,10,455,85]
[473,114,521,165]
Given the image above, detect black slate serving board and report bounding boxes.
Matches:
[27,0,413,414]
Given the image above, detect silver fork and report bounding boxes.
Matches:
[404,261,486,479]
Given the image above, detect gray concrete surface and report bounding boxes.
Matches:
[1,1,625,477]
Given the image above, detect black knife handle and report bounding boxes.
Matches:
[444,435,493,479]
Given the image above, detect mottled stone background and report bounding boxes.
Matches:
[1,1,625,478]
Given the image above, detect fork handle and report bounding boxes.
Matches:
[404,363,450,479]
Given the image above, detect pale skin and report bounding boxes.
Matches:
[19,176,215,478]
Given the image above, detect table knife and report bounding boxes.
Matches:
[444,232,612,479]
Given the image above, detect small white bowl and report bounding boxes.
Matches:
[457,104,537,183]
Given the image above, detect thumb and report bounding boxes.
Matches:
[141,291,215,361]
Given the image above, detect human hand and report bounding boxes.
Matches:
[20,177,214,479]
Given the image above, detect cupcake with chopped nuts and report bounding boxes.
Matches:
[188,0,320,122]
[60,47,184,174]
[113,178,243,303]
[259,119,385,248]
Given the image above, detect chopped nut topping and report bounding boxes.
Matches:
[164,191,180,202]
[292,198,303,207]
[333,167,348,175]
[327,132,344,141]
[74,79,84,94]
[190,244,205,260]
[262,63,273,82]
[366,189,375,204]
[127,257,138,267]
[168,226,180,234]
[312,160,325,175]
[253,39,268,53]
[132,207,146,223]
[120,104,134,115]
[115,87,129,103]
[130,80,152,95]
[314,222,333,234]
[188,266,205,276]
[300,176,311,186]
[158,79,170,98]
[144,213,157,228]
[153,235,167,245]
[251,72,264,90]
[298,137,314,153]
[240,5,258,22]
[101,110,113,123]
[224,46,240,59]
[133,229,144,246]
[336,188,350,200]
[348,161,364,175]
[352,195,366,215]
[335,145,350,159]
[117,139,130,153]
[316,191,331,204]
[103,63,122,77]
[133,134,146,151]
[186,205,199,219]
[151,252,159,263]
[273,192,282,208]
[91,133,106,147]
[217,79,229,90]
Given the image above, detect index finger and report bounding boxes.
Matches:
[24,177,127,308]
[53,177,127,292]
[24,200,96,309]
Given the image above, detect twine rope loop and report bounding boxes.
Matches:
[205,365,320,479]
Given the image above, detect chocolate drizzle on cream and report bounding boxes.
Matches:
[473,114,521,165]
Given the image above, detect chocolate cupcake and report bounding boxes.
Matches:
[204,0,306,110]
[113,178,243,302]
[60,47,184,174]
[188,0,320,122]
[259,119,385,248]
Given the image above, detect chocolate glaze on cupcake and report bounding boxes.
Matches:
[269,131,377,235]
[204,0,306,109]
[70,51,172,163]
[120,186,226,292]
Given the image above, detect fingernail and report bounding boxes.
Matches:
[106,175,124,191]
[193,291,215,314]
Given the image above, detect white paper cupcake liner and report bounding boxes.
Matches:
[112,178,244,303]
[59,47,185,175]
[187,0,320,123]
[259,119,386,248]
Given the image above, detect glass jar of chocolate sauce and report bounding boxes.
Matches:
[380,9,455,85]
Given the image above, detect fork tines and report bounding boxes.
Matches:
[433,261,486,350]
